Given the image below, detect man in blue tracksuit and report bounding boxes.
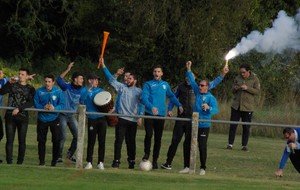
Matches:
[141,65,183,169]
[161,65,228,173]
[80,73,107,170]
[100,58,144,169]
[275,127,300,177]
[56,62,84,163]
[185,61,218,176]
[34,74,65,166]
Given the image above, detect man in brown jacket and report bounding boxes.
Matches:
[227,64,260,151]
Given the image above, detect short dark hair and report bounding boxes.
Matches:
[19,68,30,75]
[283,127,294,135]
[72,72,84,81]
[44,74,55,81]
[153,65,163,72]
[240,64,251,71]
[198,80,209,86]
[130,73,137,80]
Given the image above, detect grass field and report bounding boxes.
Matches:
[0,125,300,190]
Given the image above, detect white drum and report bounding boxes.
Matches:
[93,91,118,126]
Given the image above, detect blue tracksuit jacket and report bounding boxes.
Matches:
[80,86,105,119]
[142,79,182,116]
[186,71,218,128]
[34,85,65,122]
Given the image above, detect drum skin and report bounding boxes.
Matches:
[94,91,118,126]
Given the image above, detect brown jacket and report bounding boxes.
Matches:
[231,72,260,112]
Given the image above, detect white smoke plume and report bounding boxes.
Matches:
[226,9,300,60]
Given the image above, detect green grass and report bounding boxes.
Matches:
[0,126,300,190]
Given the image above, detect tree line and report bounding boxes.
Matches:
[0,0,300,105]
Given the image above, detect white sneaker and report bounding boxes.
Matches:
[85,162,93,169]
[179,167,190,174]
[97,162,105,170]
[199,168,206,176]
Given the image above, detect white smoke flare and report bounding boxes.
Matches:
[225,9,300,60]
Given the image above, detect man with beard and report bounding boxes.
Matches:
[141,65,183,169]
[99,58,144,169]
[56,62,84,163]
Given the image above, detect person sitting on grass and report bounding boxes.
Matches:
[275,127,300,177]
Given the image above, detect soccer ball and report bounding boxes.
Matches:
[140,160,152,171]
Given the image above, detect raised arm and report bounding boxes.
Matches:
[60,62,75,79]
[99,58,113,80]
[221,63,229,77]
[209,63,229,90]
[113,67,125,79]
[186,61,199,95]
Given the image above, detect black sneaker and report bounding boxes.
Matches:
[112,160,120,168]
[51,161,56,167]
[56,158,63,163]
[161,163,172,170]
[17,161,23,165]
[142,154,149,161]
[0,159,2,163]
[128,160,135,169]
[241,146,248,151]
[152,161,158,169]
[39,162,46,166]
[66,153,76,162]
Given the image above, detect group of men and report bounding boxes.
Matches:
[0,60,298,177]
[0,65,84,167]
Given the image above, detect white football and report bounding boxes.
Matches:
[140,160,152,171]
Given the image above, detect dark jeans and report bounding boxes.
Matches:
[114,118,137,162]
[228,107,253,147]
[166,119,192,167]
[144,113,165,161]
[37,118,60,164]
[5,117,28,164]
[198,128,209,170]
[86,117,107,164]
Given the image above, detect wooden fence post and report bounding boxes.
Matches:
[189,112,199,174]
[76,105,86,169]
